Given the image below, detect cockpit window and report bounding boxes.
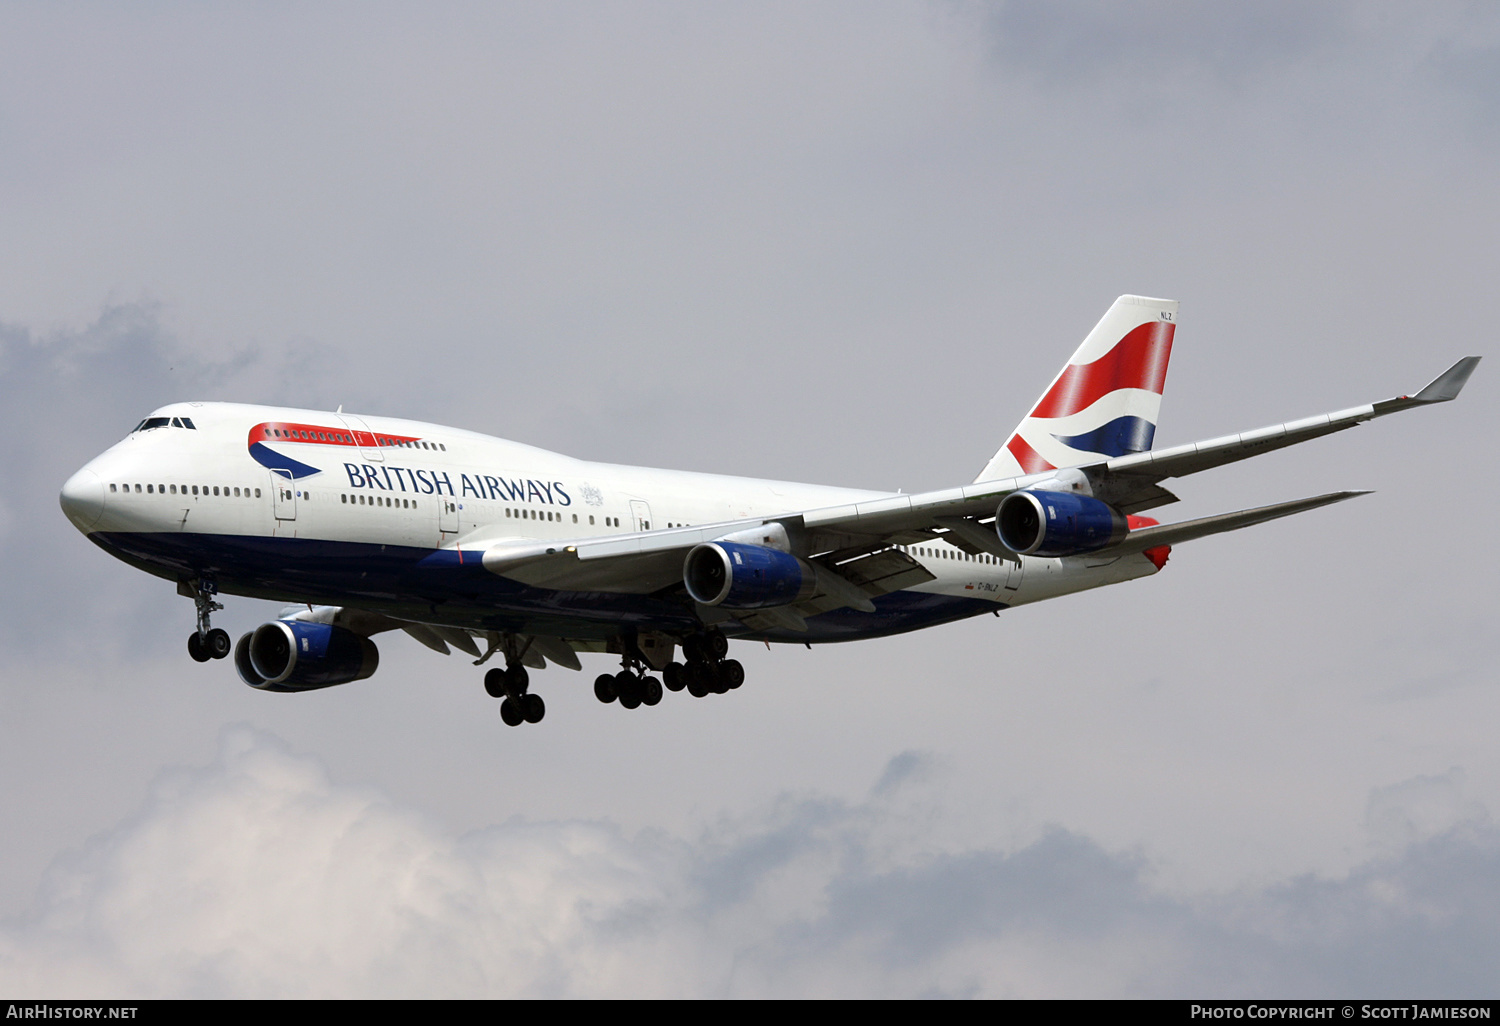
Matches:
[133,416,197,432]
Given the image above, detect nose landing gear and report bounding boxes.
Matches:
[186,578,230,663]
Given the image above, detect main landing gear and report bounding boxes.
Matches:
[593,629,743,709]
[670,631,744,699]
[484,662,545,726]
[186,579,230,663]
[593,661,664,710]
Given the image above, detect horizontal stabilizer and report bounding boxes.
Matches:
[1102,490,1369,556]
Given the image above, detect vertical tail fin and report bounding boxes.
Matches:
[975,295,1178,482]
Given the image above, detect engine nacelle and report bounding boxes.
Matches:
[996,489,1128,557]
[683,542,816,609]
[235,620,380,691]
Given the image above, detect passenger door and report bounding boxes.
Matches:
[630,499,652,532]
[271,473,297,521]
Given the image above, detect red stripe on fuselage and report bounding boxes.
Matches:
[247,422,422,450]
[1029,320,1175,420]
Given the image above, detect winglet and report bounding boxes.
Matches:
[1374,357,1480,415]
[1414,356,1481,403]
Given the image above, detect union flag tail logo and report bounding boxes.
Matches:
[976,295,1178,482]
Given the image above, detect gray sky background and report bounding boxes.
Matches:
[1,1,1497,997]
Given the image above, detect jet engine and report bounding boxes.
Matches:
[683,542,816,609]
[996,489,1128,557]
[234,620,380,691]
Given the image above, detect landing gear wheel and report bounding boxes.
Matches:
[522,693,545,724]
[206,628,232,659]
[705,632,729,661]
[686,660,712,698]
[663,661,686,692]
[720,659,744,689]
[594,673,618,703]
[642,676,663,706]
[617,672,643,709]
[187,632,210,663]
[500,698,524,726]
[506,665,529,695]
[484,668,507,698]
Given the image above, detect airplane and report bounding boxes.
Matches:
[57,296,1478,727]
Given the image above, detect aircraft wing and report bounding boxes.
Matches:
[468,357,1477,605]
[1086,356,1479,512]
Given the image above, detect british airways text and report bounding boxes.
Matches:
[342,463,571,505]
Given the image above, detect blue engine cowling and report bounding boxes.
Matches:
[235,620,380,691]
[996,489,1128,557]
[683,542,816,609]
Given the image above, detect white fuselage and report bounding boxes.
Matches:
[61,401,1163,643]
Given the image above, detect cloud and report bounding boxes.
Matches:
[984,1,1345,87]
[2,731,1496,998]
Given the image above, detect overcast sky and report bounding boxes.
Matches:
[2,1,1497,997]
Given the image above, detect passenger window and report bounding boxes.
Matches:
[134,484,141,493]
[146,485,153,494]
[110,484,117,493]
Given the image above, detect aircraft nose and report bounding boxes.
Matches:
[60,467,106,532]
